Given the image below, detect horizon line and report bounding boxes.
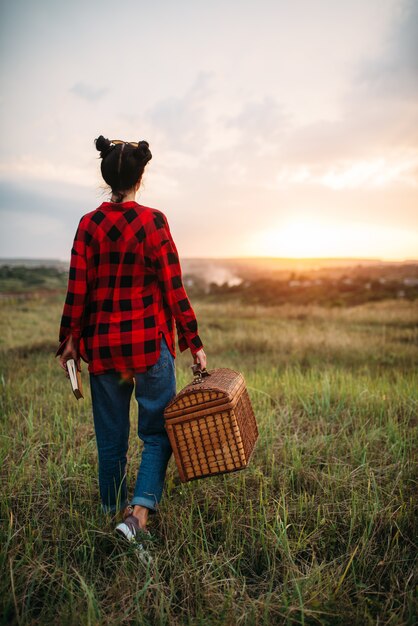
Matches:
[1,255,418,264]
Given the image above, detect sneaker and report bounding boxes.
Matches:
[115,514,153,561]
[115,513,151,541]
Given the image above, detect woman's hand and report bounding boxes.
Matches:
[59,335,81,376]
[193,348,207,370]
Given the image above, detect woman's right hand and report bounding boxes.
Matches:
[193,348,207,370]
[58,334,81,376]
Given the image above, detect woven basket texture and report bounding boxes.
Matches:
[164,368,258,482]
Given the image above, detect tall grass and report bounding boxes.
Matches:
[1,295,417,625]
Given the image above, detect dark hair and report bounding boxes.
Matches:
[94,135,152,202]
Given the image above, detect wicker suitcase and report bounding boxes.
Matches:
[164,367,258,482]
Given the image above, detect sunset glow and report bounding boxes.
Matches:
[249,218,418,260]
[0,1,417,261]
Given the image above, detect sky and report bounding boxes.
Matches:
[0,0,417,261]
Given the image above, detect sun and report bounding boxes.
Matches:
[249,218,348,258]
[248,217,418,260]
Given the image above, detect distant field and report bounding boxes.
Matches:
[1,260,418,307]
[0,292,417,625]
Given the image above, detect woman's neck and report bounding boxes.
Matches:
[110,189,137,203]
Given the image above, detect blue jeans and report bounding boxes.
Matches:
[89,334,176,515]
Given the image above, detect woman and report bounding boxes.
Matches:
[56,135,206,544]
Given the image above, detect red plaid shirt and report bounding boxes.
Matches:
[56,201,203,375]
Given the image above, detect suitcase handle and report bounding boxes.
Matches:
[190,363,210,384]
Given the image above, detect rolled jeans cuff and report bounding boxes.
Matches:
[130,495,159,514]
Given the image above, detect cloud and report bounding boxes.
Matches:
[0,155,95,188]
[225,96,291,150]
[0,179,98,222]
[355,0,418,99]
[270,156,418,190]
[70,81,108,102]
[140,1,418,210]
[2,1,417,260]
[145,71,214,152]
[0,181,95,259]
[215,0,418,190]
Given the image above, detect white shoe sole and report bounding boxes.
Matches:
[115,523,153,563]
[115,522,136,542]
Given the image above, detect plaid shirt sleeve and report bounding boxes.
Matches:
[146,211,203,355]
[56,219,88,355]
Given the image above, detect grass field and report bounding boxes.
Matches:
[0,293,417,625]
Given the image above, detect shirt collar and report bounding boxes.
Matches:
[99,201,139,211]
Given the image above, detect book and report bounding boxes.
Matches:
[66,359,84,400]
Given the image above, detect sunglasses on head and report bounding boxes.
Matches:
[110,140,139,148]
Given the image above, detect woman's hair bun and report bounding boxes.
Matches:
[134,140,152,164]
[95,135,113,158]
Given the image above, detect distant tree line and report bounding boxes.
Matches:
[0,265,417,306]
[188,276,418,307]
[0,266,67,292]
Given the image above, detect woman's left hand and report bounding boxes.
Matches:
[59,335,80,376]
[193,347,207,371]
